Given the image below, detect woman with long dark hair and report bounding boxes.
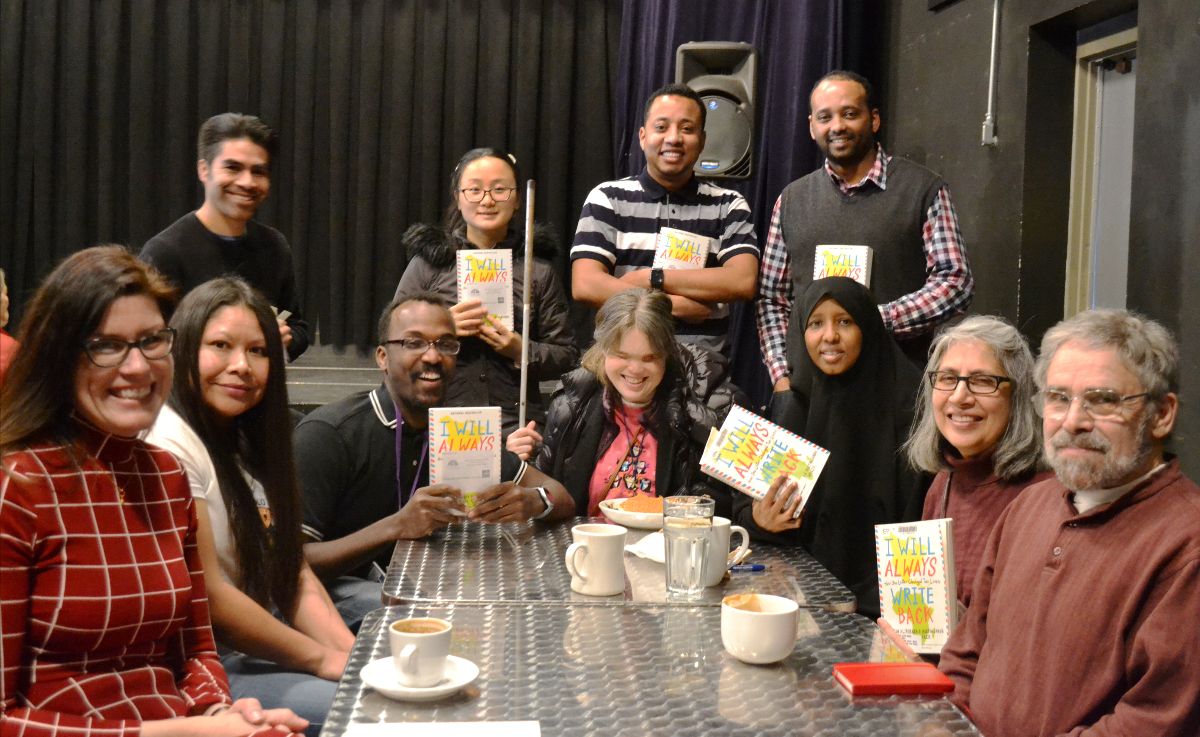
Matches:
[393,147,577,436]
[146,277,351,736]
[0,246,305,736]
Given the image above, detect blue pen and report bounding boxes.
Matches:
[730,563,765,572]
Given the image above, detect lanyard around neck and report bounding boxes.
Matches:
[393,403,429,510]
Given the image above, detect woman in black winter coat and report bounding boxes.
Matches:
[393,148,577,436]
[507,288,733,518]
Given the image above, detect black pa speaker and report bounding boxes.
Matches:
[675,41,757,179]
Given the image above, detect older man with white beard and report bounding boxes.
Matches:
[938,309,1200,737]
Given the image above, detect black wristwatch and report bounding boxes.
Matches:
[650,267,665,291]
[531,486,554,520]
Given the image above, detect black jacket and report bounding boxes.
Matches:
[534,344,737,518]
[394,222,578,435]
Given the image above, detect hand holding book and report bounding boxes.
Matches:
[750,474,805,533]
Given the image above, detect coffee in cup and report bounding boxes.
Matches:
[389,617,452,687]
[720,593,798,664]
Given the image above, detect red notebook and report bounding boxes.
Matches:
[832,662,955,696]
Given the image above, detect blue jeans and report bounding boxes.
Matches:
[221,651,336,737]
[326,575,384,633]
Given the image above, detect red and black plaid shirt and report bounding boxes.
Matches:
[1,418,230,737]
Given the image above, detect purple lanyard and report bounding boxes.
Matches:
[393,404,428,509]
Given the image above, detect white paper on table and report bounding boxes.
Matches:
[625,530,665,563]
[345,722,540,737]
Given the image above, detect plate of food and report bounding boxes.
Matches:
[599,495,664,530]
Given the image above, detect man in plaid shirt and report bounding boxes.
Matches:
[757,71,973,403]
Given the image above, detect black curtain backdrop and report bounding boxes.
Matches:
[612,0,868,407]
[0,0,621,348]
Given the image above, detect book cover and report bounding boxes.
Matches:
[813,245,873,287]
[428,406,502,510]
[457,249,514,330]
[699,405,830,518]
[652,227,711,270]
[874,518,958,654]
[832,662,954,696]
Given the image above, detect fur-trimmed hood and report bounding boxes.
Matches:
[402,221,561,268]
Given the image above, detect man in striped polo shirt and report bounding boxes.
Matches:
[570,83,760,355]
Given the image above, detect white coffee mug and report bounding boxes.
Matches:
[720,593,799,664]
[389,617,452,687]
[704,516,750,587]
[564,523,627,596]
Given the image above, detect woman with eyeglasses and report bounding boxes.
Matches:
[393,148,578,437]
[903,315,1050,609]
[0,247,306,736]
[145,278,351,737]
[733,277,928,618]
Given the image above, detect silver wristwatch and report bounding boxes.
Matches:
[531,486,554,520]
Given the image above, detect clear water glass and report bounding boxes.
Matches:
[663,495,714,600]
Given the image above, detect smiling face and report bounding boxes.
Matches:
[933,339,1013,459]
[196,138,271,234]
[376,301,457,425]
[456,155,519,246]
[1043,342,1172,490]
[639,94,705,191]
[804,297,862,376]
[603,328,666,406]
[74,294,173,437]
[198,304,269,422]
[808,78,880,171]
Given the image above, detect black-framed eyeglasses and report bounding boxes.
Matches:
[927,371,1012,395]
[459,186,515,203]
[382,337,461,356]
[1035,388,1149,419]
[83,328,176,368]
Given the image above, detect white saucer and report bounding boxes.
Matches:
[361,654,480,701]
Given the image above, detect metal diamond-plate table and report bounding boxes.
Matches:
[322,604,979,737]
[382,518,855,611]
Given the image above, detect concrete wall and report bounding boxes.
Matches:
[873,0,1200,477]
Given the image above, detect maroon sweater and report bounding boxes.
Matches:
[939,459,1200,737]
[922,454,1052,608]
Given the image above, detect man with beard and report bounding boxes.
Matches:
[939,309,1200,737]
[294,294,572,623]
[571,83,759,355]
[141,113,311,360]
[756,71,973,412]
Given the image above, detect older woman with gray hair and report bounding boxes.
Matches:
[904,315,1051,608]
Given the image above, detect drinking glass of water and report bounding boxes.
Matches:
[663,495,714,600]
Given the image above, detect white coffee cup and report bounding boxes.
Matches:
[720,593,799,664]
[564,523,627,596]
[704,516,750,587]
[389,617,452,687]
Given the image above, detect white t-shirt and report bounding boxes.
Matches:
[146,404,271,587]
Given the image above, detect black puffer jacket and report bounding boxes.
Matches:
[533,344,738,518]
[394,222,578,436]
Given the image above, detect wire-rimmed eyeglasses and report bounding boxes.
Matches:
[1035,388,1149,419]
[381,337,462,356]
[83,328,176,367]
[927,370,1011,395]
[459,186,515,203]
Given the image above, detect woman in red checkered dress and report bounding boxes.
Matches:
[0,246,306,737]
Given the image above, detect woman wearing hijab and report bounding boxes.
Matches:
[734,277,928,617]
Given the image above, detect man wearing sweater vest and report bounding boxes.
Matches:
[939,309,1200,737]
[141,113,311,361]
[756,71,973,410]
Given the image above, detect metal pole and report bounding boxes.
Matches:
[518,180,535,428]
[981,0,1001,146]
